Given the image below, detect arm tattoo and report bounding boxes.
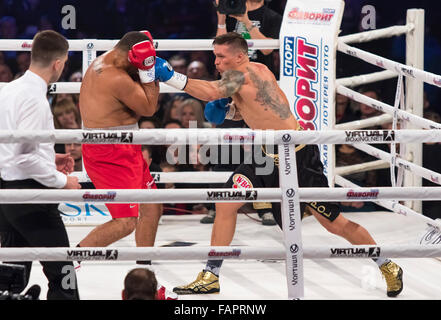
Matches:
[247,67,291,120]
[218,70,245,97]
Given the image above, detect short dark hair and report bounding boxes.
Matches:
[213,32,248,54]
[123,268,157,300]
[141,145,153,156]
[31,30,68,67]
[115,31,150,52]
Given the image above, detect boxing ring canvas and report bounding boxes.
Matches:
[2,1,441,300]
[27,212,441,300]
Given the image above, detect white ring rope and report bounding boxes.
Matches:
[0,23,416,93]
[335,175,441,229]
[0,39,280,52]
[338,24,413,44]
[337,86,441,130]
[2,128,441,145]
[335,70,398,88]
[0,244,440,262]
[2,186,441,203]
[334,114,393,130]
[72,171,233,184]
[352,143,441,187]
[338,41,441,89]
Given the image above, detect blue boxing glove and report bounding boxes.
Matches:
[204,98,236,125]
[155,57,188,90]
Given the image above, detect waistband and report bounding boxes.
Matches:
[83,123,139,130]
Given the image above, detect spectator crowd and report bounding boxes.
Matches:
[1,0,440,223]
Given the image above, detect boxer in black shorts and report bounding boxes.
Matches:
[164,32,403,297]
[224,144,341,227]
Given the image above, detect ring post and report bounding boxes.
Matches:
[404,9,424,211]
[278,137,303,300]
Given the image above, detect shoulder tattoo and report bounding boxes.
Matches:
[247,67,291,120]
[218,70,245,97]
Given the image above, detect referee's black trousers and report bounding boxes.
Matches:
[0,179,79,300]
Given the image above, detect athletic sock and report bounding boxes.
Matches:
[372,257,390,267]
[204,259,223,276]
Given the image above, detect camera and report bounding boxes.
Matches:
[217,0,247,15]
[0,263,40,300]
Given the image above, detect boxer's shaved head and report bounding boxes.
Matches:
[213,32,248,55]
[115,31,150,52]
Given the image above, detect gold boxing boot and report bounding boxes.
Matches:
[173,270,220,294]
[379,261,403,297]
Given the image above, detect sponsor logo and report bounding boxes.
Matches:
[401,66,415,78]
[21,42,32,49]
[289,243,299,285]
[420,227,441,245]
[87,42,94,49]
[330,247,381,258]
[283,37,295,76]
[48,83,57,93]
[346,49,357,57]
[208,249,241,257]
[375,60,385,68]
[294,38,318,130]
[66,249,118,261]
[223,133,255,143]
[370,103,383,112]
[397,162,411,171]
[283,143,292,175]
[151,173,160,182]
[346,189,379,200]
[290,244,299,253]
[144,56,155,68]
[286,188,295,198]
[287,7,335,25]
[344,130,395,143]
[287,199,296,231]
[81,132,134,143]
[282,133,291,143]
[206,190,257,201]
[232,174,253,189]
[433,78,441,86]
[82,191,116,201]
[430,175,440,183]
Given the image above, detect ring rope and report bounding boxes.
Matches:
[337,86,441,130]
[336,70,398,88]
[338,24,413,44]
[334,175,440,229]
[0,244,440,262]
[338,41,441,88]
[2,128,441,145]
[353,143,441,187]
[2,187,441,203]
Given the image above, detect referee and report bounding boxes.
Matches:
[0,30,81,300]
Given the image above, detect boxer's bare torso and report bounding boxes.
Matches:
[184,43,300,131]
[80,49,159,128]
[229,62,299,130]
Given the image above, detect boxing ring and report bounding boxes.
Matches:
[2,6,441,299]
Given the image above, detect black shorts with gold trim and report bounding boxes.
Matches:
[224,144,341,228]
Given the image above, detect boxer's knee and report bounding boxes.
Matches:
[117,217,137,235]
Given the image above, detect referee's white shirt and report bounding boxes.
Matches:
[0,70,67,188]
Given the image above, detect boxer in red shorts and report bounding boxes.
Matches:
[82,137,157,219]
[78,30,161,249]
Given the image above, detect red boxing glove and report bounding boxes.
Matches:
[128,40,156,71]
[140,30,153,43]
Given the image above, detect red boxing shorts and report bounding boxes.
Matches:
[82,143,157,219]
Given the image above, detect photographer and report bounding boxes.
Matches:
[215,0,282,77]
